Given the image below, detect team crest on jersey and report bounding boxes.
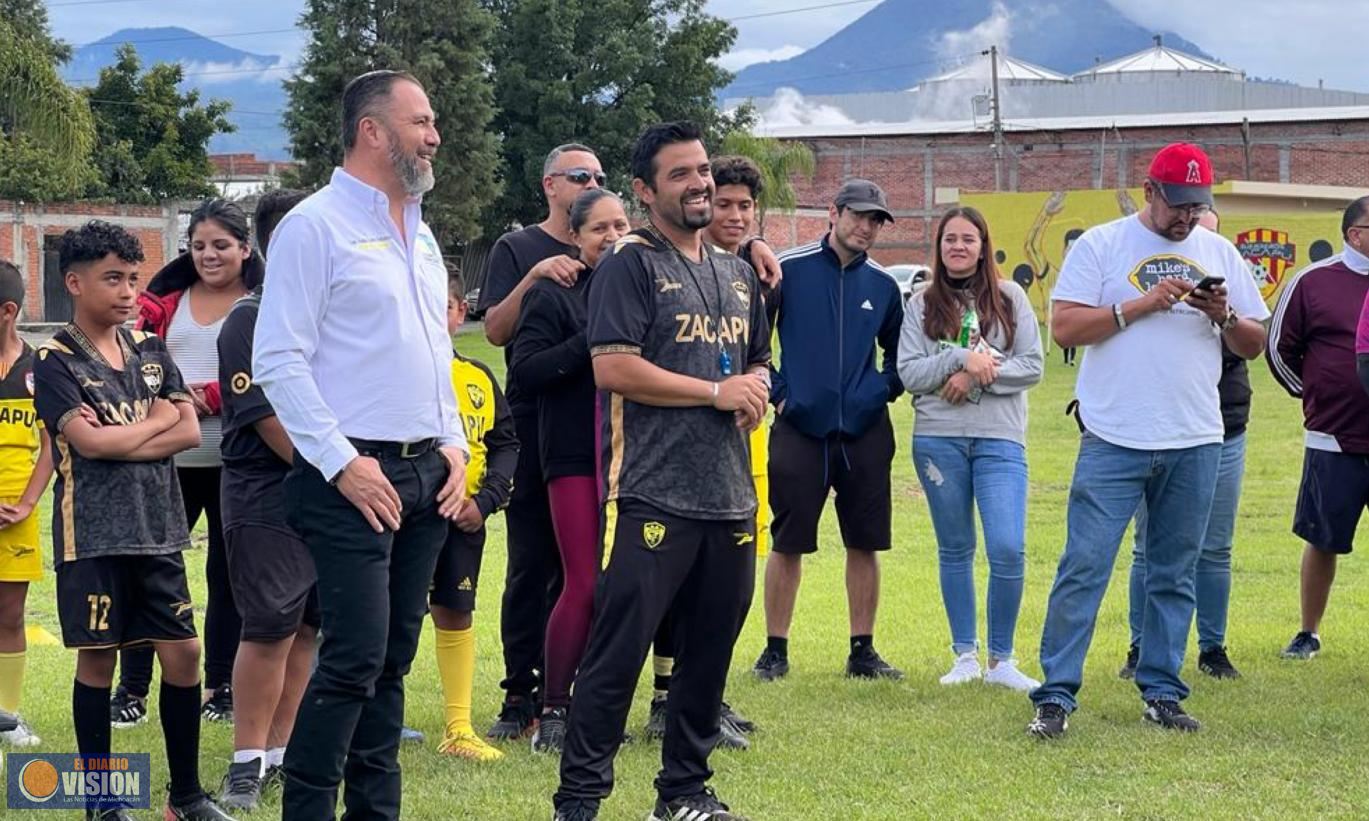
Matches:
[466,385,486,410]
[230,372,252,395]
[731,280,751,308]
[643,521,666,549]
[24,372,33,396]
[1127,254,1203,293]
[141,363,163,394]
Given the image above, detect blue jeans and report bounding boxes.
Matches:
[1129,433,1246,651]
[1033,432,1220,712]
[913,436,1028,661]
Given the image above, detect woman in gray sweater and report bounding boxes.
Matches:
[897,206,1043,692]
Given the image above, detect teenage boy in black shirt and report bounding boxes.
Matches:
[215,189,317,812]
[34,220,234,821]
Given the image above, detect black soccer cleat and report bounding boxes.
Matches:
[531,707,568,754]
[1197,645,1241,679]
[487,695,539,740]
[643,695,667,741]
[716,714,749,751]
[1142,699,1201,732]
[218,760,263,813]
[1118,644,1139,680]
[202,684,234,723]
[753,647,789,682]
[552,799,599,821]
[846,646,904,680]
[649,787,748,821]
[110,686,148,729]
[1026,703,1069,739]
[86,809,136,821]
[166,792,239,820]
[721,702,755,734]
[1281,631,1321,660]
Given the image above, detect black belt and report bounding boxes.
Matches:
[348,437,438,460]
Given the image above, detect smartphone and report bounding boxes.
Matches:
[1193,275,1226,293]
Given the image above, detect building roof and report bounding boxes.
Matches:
[926,54,1069,85]
[1076,44,1241,79]
[209,153,297,178]
[756,104,1369,140]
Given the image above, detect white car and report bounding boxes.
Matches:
[886,264,931,302]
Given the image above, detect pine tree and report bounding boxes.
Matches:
[284,0,502,245]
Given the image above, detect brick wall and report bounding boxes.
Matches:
[772,117,1369,265]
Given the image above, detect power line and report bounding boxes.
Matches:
[69,62,301,84]
[85,96,283,117]
[724,52,976,94]
[725,0,879,22]
[75,27,301,49]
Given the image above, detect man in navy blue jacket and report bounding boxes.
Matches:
[753,179,906,682]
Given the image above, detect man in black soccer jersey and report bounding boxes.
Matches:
[552,122,770,821]
[34,220,234,821]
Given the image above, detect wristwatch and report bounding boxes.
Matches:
[1219,308,1239,331]
[1112,303,1127,330]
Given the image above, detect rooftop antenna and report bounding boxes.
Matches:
[1153,34,1162,48]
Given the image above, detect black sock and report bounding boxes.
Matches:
[766,636,788,657]
[161,681,204,806]
[73,680,111,760]
[851,635,873,654]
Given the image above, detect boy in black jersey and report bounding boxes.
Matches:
[34,221,235,821]
[215,189,316,812]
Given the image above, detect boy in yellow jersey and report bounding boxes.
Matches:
[0,260,54,747]
[430,271,518,761]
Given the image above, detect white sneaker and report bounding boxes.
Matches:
[0,716,41,747]
[938,651,982,685]
[984,659,1040,692]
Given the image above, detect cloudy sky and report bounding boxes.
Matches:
[44,0,1369,92]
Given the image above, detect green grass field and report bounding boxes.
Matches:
[7,328,1369,820]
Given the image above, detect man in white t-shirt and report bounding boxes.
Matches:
[1026,143,1270,739]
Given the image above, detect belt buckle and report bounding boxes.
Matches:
[400,440,421,459]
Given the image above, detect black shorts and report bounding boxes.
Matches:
[1293,448,1369,554]
[226,524,321,641]
[56,552,198,649]
[430,525,486,612]
[769,411,895,555]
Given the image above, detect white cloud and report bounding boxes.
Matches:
[936,1,1014,64]
[717,45,805,72]
[753,87,856,130]
[178,58,288,85]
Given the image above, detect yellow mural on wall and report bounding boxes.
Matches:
[961,187,1346,322]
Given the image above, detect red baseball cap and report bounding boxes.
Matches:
[1148,143,1214,207]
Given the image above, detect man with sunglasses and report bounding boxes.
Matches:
[478,142,603,740]
[1271,196,1369,661]
[1027,143,1268,740]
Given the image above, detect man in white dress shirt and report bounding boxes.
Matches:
[252,69,469,821]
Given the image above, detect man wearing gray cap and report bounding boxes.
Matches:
[753,179,907,682]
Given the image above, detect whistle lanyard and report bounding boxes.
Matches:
[648,224,733,376]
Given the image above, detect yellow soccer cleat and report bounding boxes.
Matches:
[438,729,506,762]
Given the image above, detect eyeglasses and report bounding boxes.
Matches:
[549,168,608,187]
[1150,181,1212,217]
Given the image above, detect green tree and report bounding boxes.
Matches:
[0,17,95,200]
[284,0,502,245]
[0,0,73,65]
[720,131,815,233]
[484,0,743,233]
[82,44,234,203]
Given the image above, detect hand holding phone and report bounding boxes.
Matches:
[1193,275,1226,293]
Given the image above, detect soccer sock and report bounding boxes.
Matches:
[161,681,204,806]
[266,746,286,769]
[851,634,873,654]
[435,626,475,737]
[652,654,674,699]
[0,650,26,713]
[766,636,788,657]
[73,680,111,759]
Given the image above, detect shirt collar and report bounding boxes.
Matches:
[820,232,867,270]
[1342,243,1369,275]
[329,167,422,212]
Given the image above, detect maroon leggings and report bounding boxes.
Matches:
[543,475,600,709]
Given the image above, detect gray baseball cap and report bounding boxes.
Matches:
[834,178,894,223]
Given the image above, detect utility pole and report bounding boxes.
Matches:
[985,45,1005,190]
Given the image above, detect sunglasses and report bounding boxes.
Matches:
[550,167,608,187]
